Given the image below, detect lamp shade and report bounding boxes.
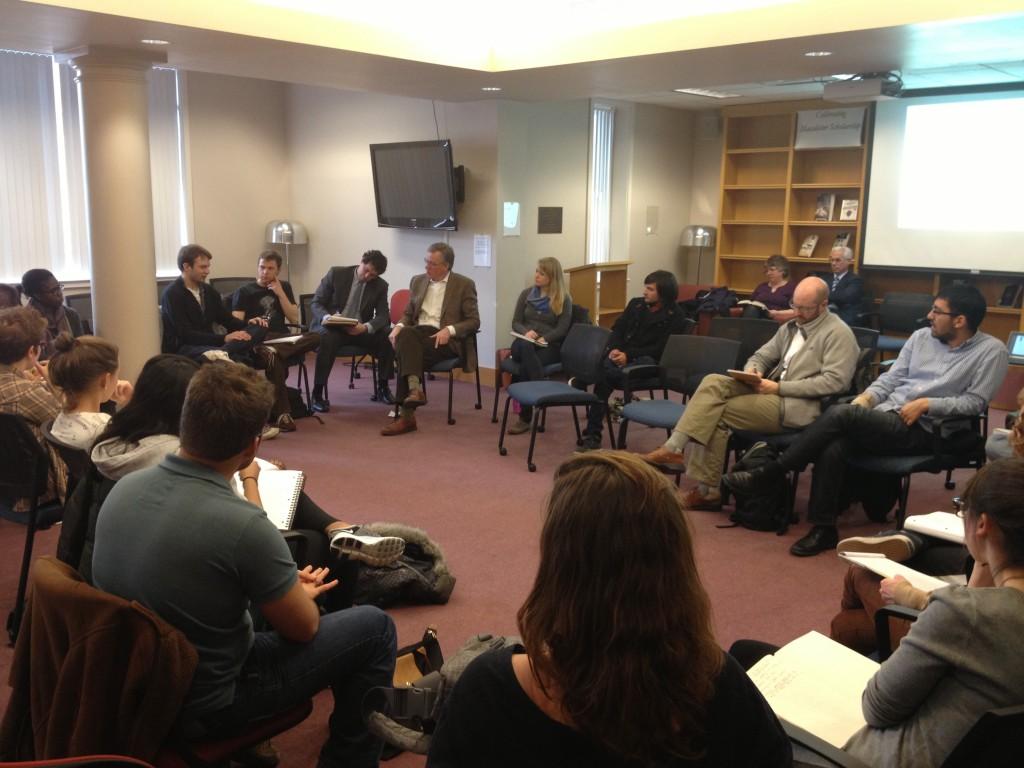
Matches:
[680,225,716,248]
[265,220,308,246]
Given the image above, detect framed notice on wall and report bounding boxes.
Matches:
[795,108,866,149]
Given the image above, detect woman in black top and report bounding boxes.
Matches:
[428,452,792,767]
[507,257,572,434]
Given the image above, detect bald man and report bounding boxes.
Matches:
[642,277,859,511]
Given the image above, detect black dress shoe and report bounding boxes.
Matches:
[722,463,781,494]
[789,525,839,557]
[374,385,395,405]
[312,397,331,413]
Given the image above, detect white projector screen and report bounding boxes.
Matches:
[864,91,1024,274]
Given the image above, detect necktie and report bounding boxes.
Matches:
[832,274,840,291]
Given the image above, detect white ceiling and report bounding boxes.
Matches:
[2,0,1024,109]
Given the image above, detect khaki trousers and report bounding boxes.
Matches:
[675,373,784,487]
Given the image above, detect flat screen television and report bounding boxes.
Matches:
[370,139,458,230]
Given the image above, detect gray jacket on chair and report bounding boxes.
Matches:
[746,310,859,428]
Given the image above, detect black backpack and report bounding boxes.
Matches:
[727,442,791,534]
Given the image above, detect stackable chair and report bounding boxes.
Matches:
[423,332,483,425]
[498,324,613,472]
[208,276,251,306]
[707,316,780,367]
[0,414,65,645]
[299,293,374,397]
[873,292,932,361]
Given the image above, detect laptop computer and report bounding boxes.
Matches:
[1008,331,1024,366]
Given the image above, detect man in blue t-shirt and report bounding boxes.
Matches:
[93,363,396,767]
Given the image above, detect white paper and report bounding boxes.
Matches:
[503,201,521,236]
[839,552,950,592]
[903,511,965,544]
[473,234,492,268]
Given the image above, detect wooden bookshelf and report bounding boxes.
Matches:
[715,101,1024,336]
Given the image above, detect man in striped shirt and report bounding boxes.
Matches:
[725,283,1008,557]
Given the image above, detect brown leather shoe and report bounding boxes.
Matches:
[381,415,417,436]
[403,389,427,409]
[642,446,686,472]
[680,487,722,511]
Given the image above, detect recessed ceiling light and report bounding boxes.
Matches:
[481,86,502,92]
[804,50,832,57]
[673,87,741,99]
[141,39,170,45]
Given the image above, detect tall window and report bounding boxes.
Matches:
[586,103,614,264]
[0,50,189,283]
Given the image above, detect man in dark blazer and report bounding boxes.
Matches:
[310,250,393,411]
[382,242,480,436]
[827,246,865,325]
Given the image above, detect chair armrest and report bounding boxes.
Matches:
[782,720,872,768]
[620,363,664,403]
[929,413,986,455]
[874,604,921,661]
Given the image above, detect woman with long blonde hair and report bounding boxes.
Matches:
[428,452,791,767]
[507,257,573,434]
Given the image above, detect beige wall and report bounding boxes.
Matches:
[183,71,291,280]
[286,87,499,362]
[683,109,724,284]
[495,100,590,342]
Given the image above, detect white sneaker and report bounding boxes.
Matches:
[260,425,280,441]
[202,349,232,363]
[329,529,405,566]
[837,533,916,562]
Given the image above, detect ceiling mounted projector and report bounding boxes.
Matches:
[824,77,902,102]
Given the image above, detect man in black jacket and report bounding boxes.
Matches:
[578,270,689,451]
[309,250,393,411]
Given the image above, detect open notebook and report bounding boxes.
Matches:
[903,511,965,544]
[231,458,304,530]
[748,630,879,749]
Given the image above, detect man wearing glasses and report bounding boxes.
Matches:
[643,276,858,512]
[20,269,84,360]
[382,243,479,436]
[725,283,1009,556]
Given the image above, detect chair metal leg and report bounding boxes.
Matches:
[446,372,456,425]
[491,376,502,423]
[498,396,514,455]
[605,410,616,448]
[8,501,40,644]
[526,408,542,472]
[539,407,547,433]
[895,474,912,528]
[348,355,357,389]
[571,407,583,444]
[944,468,955,490]
[617,418,630,449]
[474,365,482,410]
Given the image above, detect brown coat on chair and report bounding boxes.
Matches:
[0,557,197,761]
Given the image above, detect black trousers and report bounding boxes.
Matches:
[313,326,393,396]
[777,404,933,526]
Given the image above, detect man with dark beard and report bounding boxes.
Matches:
[724,283,1007,557]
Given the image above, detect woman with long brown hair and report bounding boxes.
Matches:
[428,452,791,767]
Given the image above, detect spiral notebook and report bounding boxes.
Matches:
[232,460,304,530]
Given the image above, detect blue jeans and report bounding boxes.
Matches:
[203,605,396,768]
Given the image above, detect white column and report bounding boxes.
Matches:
[67,46,166,381]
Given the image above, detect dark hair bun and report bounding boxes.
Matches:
[53,332,76,353]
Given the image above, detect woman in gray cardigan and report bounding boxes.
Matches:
[508,257,572,434]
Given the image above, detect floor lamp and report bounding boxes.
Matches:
[680,225,716,285]
[265,220,308,282]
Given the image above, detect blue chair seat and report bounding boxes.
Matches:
[620,400,685,430]
[507,381,600,408]
[876,335,907,352]
[0,500,63,529]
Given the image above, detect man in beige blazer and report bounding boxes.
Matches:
[642,276,858,510]
[382,242,480,436]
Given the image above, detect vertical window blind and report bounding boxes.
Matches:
[586,103,614,265]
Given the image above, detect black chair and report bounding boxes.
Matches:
[0,413,65,644]
[300,293,378,396]
[498,324,613,472]
[65,293,94,334]
[707,316,780,367]
[873,292,932,358]
[616,334,741,450]
[490,304,592,423]
[848,326,880,392]
[846,412,988,527]
[424,332,482,425]
[208,276,252,306]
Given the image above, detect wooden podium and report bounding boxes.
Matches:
[565,260,632,329]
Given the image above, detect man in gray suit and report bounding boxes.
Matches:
[310,250,393,411]
[642,277,858,512]
[383,243,480,436]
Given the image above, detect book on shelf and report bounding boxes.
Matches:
[322,314,359,326]
[838,552,951,592]
[814,193,836,221]
[798,234,819,258]
[832,232,851,250]
[510,331,549,347]
[902,511,965,544]
[747,630,879,749]
[839,199,859,221]
[231,458,304,530]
